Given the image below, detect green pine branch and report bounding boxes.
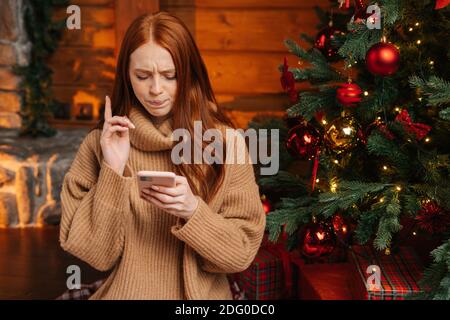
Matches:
[414,239,450,300]
[380,0,402,25]
[355,206,385,245]
[366,131,412,176]
[287,88,338,120]
[318,180,391,217]
[439,108,450,121]
[409,75,450,107]
[338,22,382,65]
[257,171,307,192]
[358,77,399,120]
[266,196,315,243]
[283,39,343,84]
[373,192,402,250]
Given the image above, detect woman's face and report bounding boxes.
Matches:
[129,41,177,118]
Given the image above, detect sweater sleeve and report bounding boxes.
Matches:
[170,140,266,274]
[59,131,133,272]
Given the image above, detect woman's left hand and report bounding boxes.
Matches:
[140,175,199,220]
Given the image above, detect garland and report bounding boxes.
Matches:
[13,0,69,137]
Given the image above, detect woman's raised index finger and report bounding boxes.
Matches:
[104,95,112,120]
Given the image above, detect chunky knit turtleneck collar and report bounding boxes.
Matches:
[128,105,174,152]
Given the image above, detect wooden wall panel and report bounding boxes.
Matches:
[203,52,310,94]
[114,0,160,55]
[163,0,330,9]
[53,6,115,48]
[49,1,116,125]
[49,0,158,126]
[160,0,329,127]
[49,0,329,128]
[171,7,319,52]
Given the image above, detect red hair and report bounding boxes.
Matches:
[94,12,234,202]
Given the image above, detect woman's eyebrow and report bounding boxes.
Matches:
[134,68,175,73]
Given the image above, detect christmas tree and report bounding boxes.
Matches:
[251,0,450,299]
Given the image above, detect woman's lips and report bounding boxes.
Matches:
[146,99,168,107]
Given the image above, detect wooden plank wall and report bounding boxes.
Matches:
[49,0,116,126]
[160,0,330,128]
[49,0,330,129]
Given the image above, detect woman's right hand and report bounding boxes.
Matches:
[100,96,136,176]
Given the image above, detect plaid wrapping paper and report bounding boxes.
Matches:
[56,277,246,300]
[56,279,106,300]
[233,246,284,300]
[349,246,423,300]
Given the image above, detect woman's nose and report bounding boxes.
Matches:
[149,76,163,95]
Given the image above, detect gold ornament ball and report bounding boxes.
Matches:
[324,116,359,153]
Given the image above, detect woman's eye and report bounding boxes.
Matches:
[136,75,148,80]
[165,75,176,80]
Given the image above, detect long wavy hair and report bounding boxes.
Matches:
[92,12,235,203]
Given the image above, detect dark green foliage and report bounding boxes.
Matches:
[13,0,69,137]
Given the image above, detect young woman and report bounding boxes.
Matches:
[59,12,266,300]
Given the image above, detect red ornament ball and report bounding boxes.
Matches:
[336,83,362,107]
[286,122,321,160]
[366,42,400,76]
[260,195,272,215]
[358,118,384,145]
[332,214,348,234]
[301,222,336,258]
[315,26,343,60]
[332,213,351,243]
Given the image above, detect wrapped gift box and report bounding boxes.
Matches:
[289,251,353,300]
[348,246,423,300]
[232,246,287,300]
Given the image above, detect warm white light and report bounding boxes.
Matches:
[408,27,413,32]
[383,165,388,170]
[364,91,369,96]
[415,22,420,26]
[343,127,353,135]
[416,40,421,45]
[425,137,430,142]
[330,183,338,192]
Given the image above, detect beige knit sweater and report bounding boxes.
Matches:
[59,105,266,300]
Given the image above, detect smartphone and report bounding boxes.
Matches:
[137,171,176,193]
